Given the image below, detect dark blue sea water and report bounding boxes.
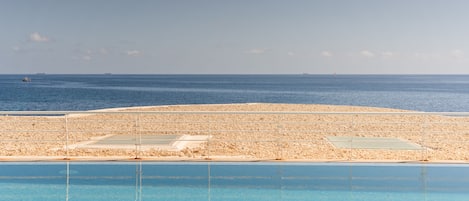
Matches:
[1,74,469,112]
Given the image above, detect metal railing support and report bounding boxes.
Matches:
[134,114,141,159]
[421,115,429,161]
[64,114,69,160]
[276,114,283,160]
[206,115,211,160]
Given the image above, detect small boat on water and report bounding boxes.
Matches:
[22,77,31,82]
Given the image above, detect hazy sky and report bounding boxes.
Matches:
[2,0,469,74]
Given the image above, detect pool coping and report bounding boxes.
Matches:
[0,156,468,164]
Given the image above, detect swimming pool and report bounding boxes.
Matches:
[0,162,468,201]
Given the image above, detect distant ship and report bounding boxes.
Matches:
[22,77,31,82]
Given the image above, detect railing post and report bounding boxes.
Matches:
[349,114,354,161]
[134,114,141,159]
[64,114,69,160]
[276,113,283,160]
[134,161,142,201]
[421,114,428,161]
[208,161,211,201]
[206,114,211,160]
[66,162,70,201]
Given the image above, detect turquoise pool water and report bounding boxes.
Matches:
[0,162,468,201]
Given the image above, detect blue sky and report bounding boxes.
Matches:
[2,0,469,74]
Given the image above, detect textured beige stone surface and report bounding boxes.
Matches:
[0,103,468,162]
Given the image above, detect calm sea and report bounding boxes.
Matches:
[1,74,469,112]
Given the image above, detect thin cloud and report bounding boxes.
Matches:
[12,46,21,52]
[81,48,109,56]
[126,50,141,56]
[287,52,295,56]
[414,52,428,60]
[381,51,394,58]
[82,55,92,61]
[78,48,109,61]
[413,52,443,61]
[245,48,267,54]
[99,48,109,55]
[360,50,374,58]
[29,32,49,42]
[321,51,332,57]
[450,49,464,59]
